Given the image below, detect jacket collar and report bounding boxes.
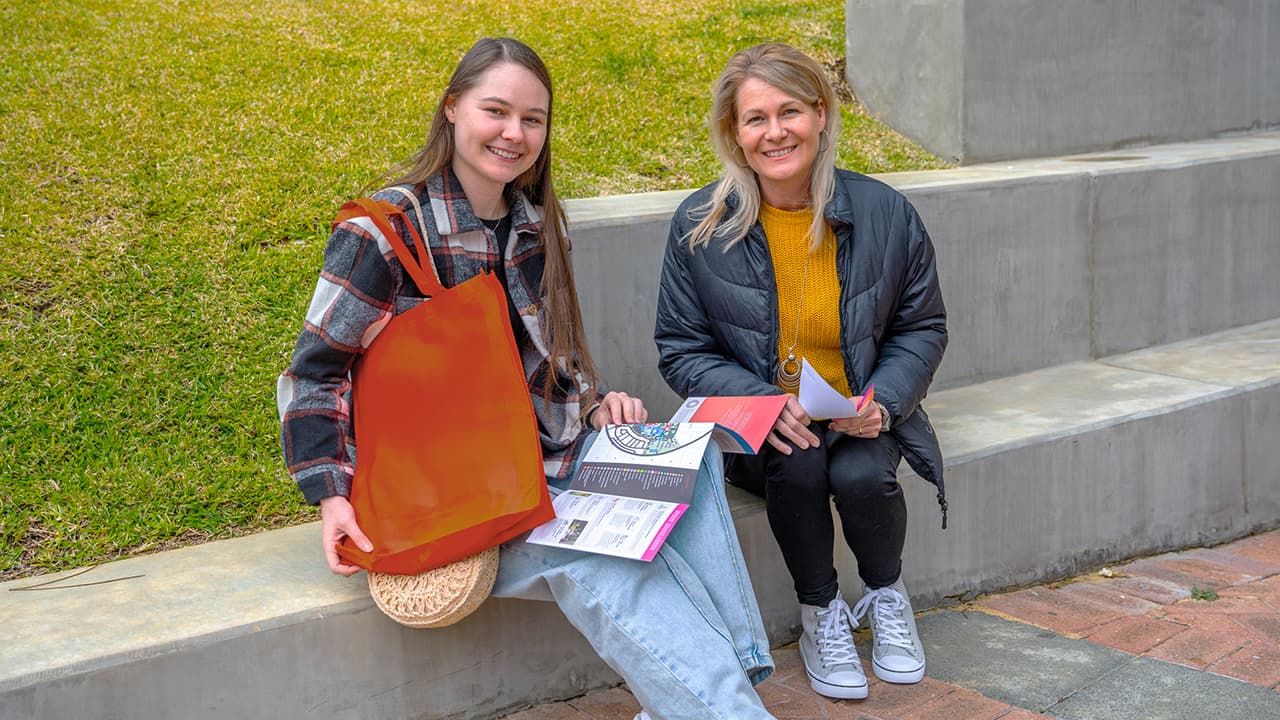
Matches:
[822,170,855,227]
[722,167,854,231]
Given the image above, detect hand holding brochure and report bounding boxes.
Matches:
[798,358,874,419]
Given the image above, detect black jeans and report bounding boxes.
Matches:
[729,421,906,607]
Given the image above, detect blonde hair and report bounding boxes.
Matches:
[687,43,841,252]
[385,38,599,408]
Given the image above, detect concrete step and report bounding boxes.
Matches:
[5,318,1277,720]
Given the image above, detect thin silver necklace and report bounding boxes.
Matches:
[776,249,812,391]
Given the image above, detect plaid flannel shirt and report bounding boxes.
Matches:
[277,169,604,505]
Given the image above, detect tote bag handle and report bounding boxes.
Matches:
[333,195,445,297]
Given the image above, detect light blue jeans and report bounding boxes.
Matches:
[493,436,776,720]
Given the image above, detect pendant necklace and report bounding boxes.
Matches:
[776,249,813,391]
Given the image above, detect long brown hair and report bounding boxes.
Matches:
[387,37,600,409]
[688,43,841,252]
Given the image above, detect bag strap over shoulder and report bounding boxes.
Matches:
[333,192,446,297]
[381,185,431,245]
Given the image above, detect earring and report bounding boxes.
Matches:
[732,144,750,168]
[818,129,831,154]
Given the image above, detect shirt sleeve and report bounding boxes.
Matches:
[277,217,397,505]
[868,199,948,425]
[655,206,785,399]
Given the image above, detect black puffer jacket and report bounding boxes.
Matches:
[654,169,949,526]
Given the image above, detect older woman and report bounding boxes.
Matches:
[655,43,947,701]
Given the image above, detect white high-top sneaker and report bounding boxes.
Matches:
[854,578,926,684]
[798,593,869,699]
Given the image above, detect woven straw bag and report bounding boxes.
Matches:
[366,546,499,628]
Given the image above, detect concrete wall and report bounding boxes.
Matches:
[845,0,1280,164]
[903,173,1093,389]
[567,190,688,414]
[570,135,1280,419]
[1247,383,1280,524]
[1090,151,1280,355]
[1271,5,1280,127]
[844,0,966,162]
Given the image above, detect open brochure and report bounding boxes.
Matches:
[526,395,788,561]
[527,422,715,560]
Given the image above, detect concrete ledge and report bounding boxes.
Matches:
[844,0,1280,163]
[7,319,1278,720]
[1,526,614,720]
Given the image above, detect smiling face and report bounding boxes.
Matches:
[444,62,549,210]
[734,76,825,208]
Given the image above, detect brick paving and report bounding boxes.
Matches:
[974,536,1280,687]
[985,552,1280,714]
[978,585,1122,636]
[502,529,1280,719]
[1080,614,1187,654]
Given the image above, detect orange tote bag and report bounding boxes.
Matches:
[332,198,554,575]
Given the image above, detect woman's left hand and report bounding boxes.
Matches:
[829,397,882,438]
[591,391,648,429]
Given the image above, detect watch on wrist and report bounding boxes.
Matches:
[875,401,891,432]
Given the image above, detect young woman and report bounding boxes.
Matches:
[655,43,948,701]
[279,38,776,720]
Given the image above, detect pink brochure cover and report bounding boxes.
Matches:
[670,395,790,454]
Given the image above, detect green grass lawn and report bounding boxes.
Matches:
[0,0,946,580]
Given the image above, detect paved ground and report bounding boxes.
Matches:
[502,529,1280,719]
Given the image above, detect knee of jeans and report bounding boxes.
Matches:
[699,442,726,479]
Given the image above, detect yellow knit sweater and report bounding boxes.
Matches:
[760,203,850,398]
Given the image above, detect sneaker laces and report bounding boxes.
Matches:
[853,586,913,651]
[813,596,860,666]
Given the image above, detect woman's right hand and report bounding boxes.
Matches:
[766,394,820,454]
[319,495,373,576]
[590,390,648,429]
